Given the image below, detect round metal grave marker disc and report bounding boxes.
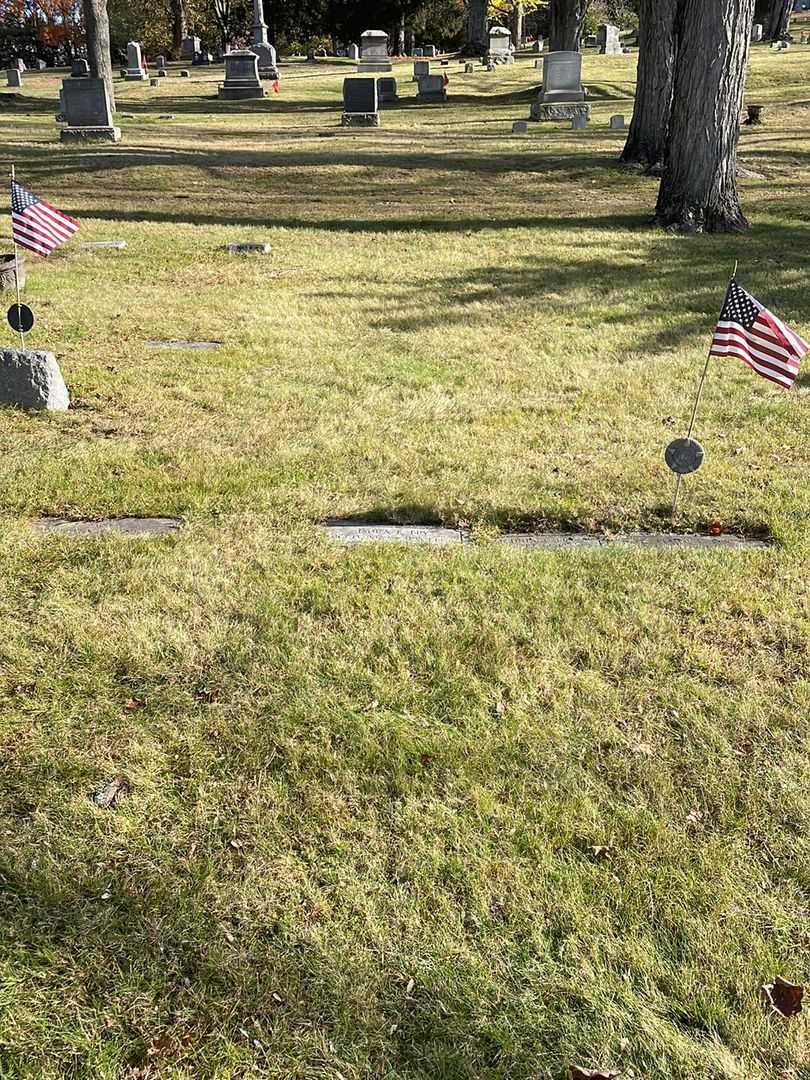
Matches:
[7,303,34,334]
[665,437,705,476]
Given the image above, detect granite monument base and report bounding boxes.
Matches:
[341,112,380,126]
[218,84,266,100]
[60,125,121,143]
[530,101,590,122]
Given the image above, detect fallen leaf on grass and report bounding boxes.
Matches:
[405,977,415,996]
[570,1067,620,1079]
[590,845,612,860]
[708,520,724,536]
[763,976,804,1017]
[93,775,128,809]
[124,697,145,711]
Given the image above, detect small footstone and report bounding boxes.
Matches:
[32,516,182,538]
[496,532,768,551]
[180,70,190,78]
[610,114,625,129]
[512,120,528,134]
[81,240,126,249]
[323,521,469,546]
[225,242,272,254]
[145,340,222,350]
[0,348,69,411]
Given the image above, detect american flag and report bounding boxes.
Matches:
[709,279,808,389]
[11,179,79,257]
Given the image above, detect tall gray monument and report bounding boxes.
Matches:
[358,30,392,73]
[597,24,621,55]
[250,0,279,78]
[124,41,147,80]
[218,50,266,99]
[530,51,590,122]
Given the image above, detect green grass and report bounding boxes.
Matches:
[0,49,808,1079]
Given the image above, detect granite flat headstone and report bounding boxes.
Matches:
[324,521,468,547]
[32,517,182,538]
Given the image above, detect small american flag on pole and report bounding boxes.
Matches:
[11,179,79,257]
[709,279,808,389]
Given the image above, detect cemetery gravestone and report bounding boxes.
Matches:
[413,59,430,80]
[358,30,392,73]
[530,51,589,122]
[423,46,438,57]
[512,120,528,134]
[572,113,588,129]
[751,23,763,42]
[488,26,514,64]
[464,62,474,73]
[60,77,121,142]
[342,77,379,126]
[181,35,200,60]
[610,114,624,128]
[71,59,90,77]
[597,24,622,55]
[416,74,447,102]
[348,44,360,61]
[0,349,69,411]
[377,77,397,104]
[413,47,424,57]
[155,55,166,70]
[34,59,47,70]
[254,42,279,79]
[125,41,147,80]
[7,69,22,88]
[534,59,543,69]
[584,34,598,48]
[218,50,265,100]
[534,38,544,52]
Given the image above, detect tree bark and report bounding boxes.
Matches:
[464,0,488,54]
[549,0,591,51]
[81,0,114,112]
[655,0,755,233]
[395,11,406,55]
[620,0,677,170]
[170,0,186,57]
[765,0,792,39]
[510,2,524,47]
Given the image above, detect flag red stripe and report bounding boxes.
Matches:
[713,327,800,373]
[752,315,804,359]
[26,207,75,241]
[710,343,796,387]
[12,215,63,251]
[36,202,79,235]
[716,320,799,364]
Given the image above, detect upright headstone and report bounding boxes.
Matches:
[416,74,447,102]
[751,23,764,42]
[571,113,588,130]
[413,47,424,57]
[584,34,598,48]
[14,59,25,71]
[254,42,278,78]
[358,30,392,73]
[530,51,589,122]
[413,59,430,80]
[181,36,200,60]
[6,69,21,88]
[597,24,622,55]
[70,59,90,77]
[341,77,379,126]
[155,54,166,69]
[60,76,121,142]
[34,59,47,70]
[348,44,360,61]
[218,50,265,99]
[610,114,625,129]
[534,37,544,53]
[377,76,397,103]
[125,41,148,80]
[488,26,513,64]
[423,45,437,58]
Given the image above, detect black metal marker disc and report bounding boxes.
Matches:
[7,303,34,334]
[665,437,705,476]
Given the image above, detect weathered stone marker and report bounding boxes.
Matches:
[0,348,69,410]
[530,51,590,122]
[60,77,121,143]
[7,69,22,88]
[342,77,379,126]
[324,522,468,546]
[413,59,430,80]
[377,76,397,104]
[124,41,147,80]
[218,50,265,100]
[512,120,528,134]
[488,26,514,64]
[597,24,622,55]
[226,241,272,254]
[610,114,625,129]
[70,59,90,77]
[416,74,447,102]
[358,30,392,73]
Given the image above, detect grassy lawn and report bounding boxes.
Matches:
[0,47,808,1079]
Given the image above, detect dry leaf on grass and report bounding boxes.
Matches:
[570,1066,620,1079]
[763,976,804,1017]
[93,775,128,809]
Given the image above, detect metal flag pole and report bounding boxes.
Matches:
[671,260,738,523]
[9,164,26,349]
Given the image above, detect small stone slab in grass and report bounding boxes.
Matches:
[32,517,182,538]
[497,531,769,551]
[145,340,222,350]
[81,240,126,250]
[324,521,469,546]
[226,242,272,254]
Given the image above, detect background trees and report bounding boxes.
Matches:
[620,0,675,171]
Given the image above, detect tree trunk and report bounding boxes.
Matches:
[655,0,755,233]
[396,11,406,55]
[465,0,488,54]
[549,0,591,51]
[170,0,186,57]
[765,0,792,39]
[81,0,114,112]
[510,2,524,47]
[620,0,676,170]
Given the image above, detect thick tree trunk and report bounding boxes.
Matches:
[765,0,792,39]
[655,0,754,233]
[170,0,186,57]
[549,0,590,52]
[465,0,488,54]
[81,0,114,112]
[395,11,406,55]
[620,0,676,170]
